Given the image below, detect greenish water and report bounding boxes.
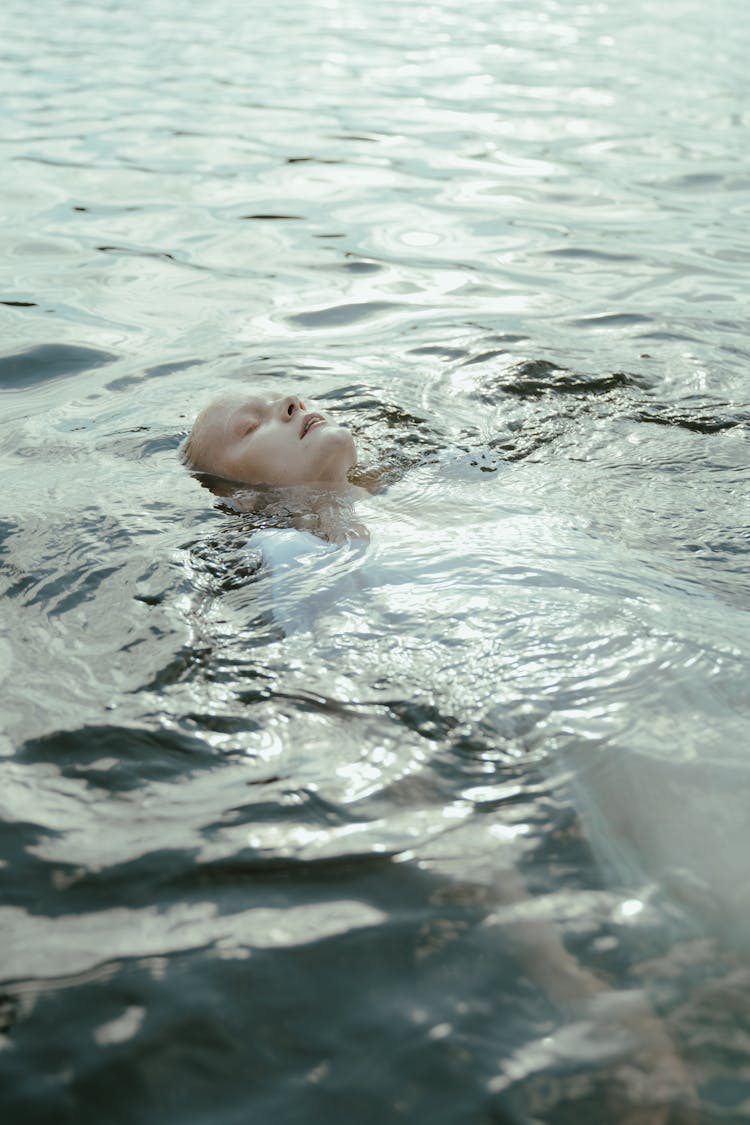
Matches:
[1,0,749,1121]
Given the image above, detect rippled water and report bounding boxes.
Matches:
[2,0,750,1120]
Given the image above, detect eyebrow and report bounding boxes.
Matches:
[229,404,261,435]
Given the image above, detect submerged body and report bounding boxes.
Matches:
[183,392,704,1115]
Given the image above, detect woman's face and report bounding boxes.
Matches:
[187,393,357,487]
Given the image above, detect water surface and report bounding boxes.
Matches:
[2,0,749,1121]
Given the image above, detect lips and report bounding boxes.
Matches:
[300,413,325,439]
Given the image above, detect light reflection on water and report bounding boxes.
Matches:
[2,0,750,1120]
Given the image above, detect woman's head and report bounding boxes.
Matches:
[182,392,357,487]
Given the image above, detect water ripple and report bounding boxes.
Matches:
[3,0,750,1119]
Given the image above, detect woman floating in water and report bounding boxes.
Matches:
[182,387,696,1120]
[182,391,371,544]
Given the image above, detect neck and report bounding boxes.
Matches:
[221,480,369,544]
[293,484,369,544]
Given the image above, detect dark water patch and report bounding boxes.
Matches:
[711,246,750,264]
[685,531,750,563]
[144,359,205,379]
[339,259,383,274]
[0,344,117,389]
[2,565,44,602]
[137,645,213,692]
[233,684,360,719]
[103,430,185,460]
[239,213,303,220]
[0,517,16,553]
[286,156,343,165]
[0,855,518,1113]
[72,204,142,215]
[344,396,446,481]
[133,590,164,606]
[95,245,178,265]
[0,994,17,1035]
[644,171,728,191]
[409,345,469,359]
[570,313,652,330]
[184,710,264,735]
[483,333,530,345]
[4,846,636,1125]
[330,132,382,142]
[315,382,376,403]
[50,564,121,617]
[6,513,132,611]
[636,328,700,343]
[629,403,750,434]
[450,714,544,766]
[0,821,93,916]
[107,359,205,391]
[179,847,402,889]
[0,299,37,307]
[387,699,461,743]
[460,348,508,367]
[187,527,267,595]
[19,154,91,169]
[287,300,401,328]
[20,724,217,792]
[371,401,432,431]
[314,387,433,439]
[547,248,639,263]
[291,385,475,479]
[207,786,356,840]
[135,432,186,457]
[0,817,64,877]
[470,359,646,401]
[488,432,564,462]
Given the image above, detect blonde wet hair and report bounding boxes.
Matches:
[180,396,240,476]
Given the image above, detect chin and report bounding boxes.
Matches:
[324,421,356,452]
[317,424,357,482]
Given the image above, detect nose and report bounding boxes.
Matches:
[278,394,305,421]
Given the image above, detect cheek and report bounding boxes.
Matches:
[255,431,306,482]
[247,432,286,465]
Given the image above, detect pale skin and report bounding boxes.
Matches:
[183,390,696,1119]
[182,393,358,488]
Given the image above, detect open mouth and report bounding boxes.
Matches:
[300,413,325,439]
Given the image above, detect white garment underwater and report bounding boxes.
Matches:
[249,527,371,635]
